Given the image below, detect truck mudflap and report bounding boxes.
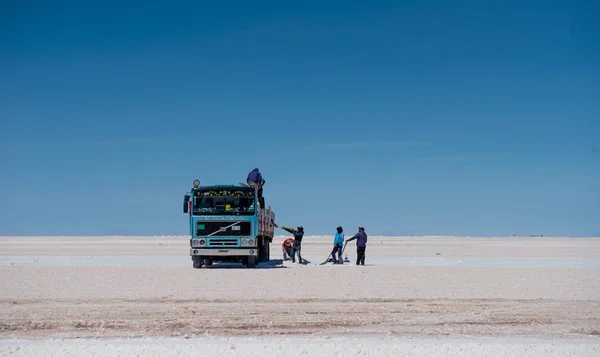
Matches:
[190,248,258,256]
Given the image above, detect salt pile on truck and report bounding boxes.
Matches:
[182,179,275,268]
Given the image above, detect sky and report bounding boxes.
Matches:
[1,0,599,237]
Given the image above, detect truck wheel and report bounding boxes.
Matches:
[258,239,266,262]
[192,256,203,269]
[266,240,270,260]
[247,255,257,268]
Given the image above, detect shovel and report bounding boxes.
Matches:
[338,241,348,264]
[319,250,333,265]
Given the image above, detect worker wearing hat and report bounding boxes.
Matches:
[275,223,305,264]
[246,168,266,208]
[346,226,368,266]
[331,226,345,264]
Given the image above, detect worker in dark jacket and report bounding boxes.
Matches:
[346,226,368,265]
[246,168,266,208]
[275,224,305,264]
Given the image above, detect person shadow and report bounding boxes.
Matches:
[283,258,313,265]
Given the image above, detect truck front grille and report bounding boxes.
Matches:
[208,238,239,247]
[196,221,252,237]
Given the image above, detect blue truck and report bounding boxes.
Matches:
[182,179,275,268]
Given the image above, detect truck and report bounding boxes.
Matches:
[182,179,275,269]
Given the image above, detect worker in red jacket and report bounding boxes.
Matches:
[282,237,294,261]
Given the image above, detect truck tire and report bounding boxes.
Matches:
[258,238,267,262]
[265,240,270,260]
[192,256,203,269]
[247,255,257,268]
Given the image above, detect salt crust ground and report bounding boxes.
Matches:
[2,337,600,357]
[1,235,599,356]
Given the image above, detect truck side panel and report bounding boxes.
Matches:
[257,207,275,238]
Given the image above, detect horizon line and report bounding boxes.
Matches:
[1,234,598,238]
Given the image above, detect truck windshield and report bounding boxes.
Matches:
[192,188,255,216]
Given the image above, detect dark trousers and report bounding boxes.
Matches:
[258,187,265,208]
[332,244,343,263]
[248,181,265,208]
[356,247,366,265]
[292,243,302,263]
[283,247,293,260]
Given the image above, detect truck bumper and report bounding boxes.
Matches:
[189,248,258,256]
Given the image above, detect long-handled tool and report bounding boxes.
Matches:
[319,249,333,265]
[339,240,348,264]
[320,241,348,265]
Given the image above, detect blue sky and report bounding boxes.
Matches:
[1,0,598,237]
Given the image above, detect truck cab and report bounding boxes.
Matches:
[183,179,275,268]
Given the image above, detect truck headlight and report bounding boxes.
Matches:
[192,239,199,246]
[241,238,249,246]
[199,239,206,246]
[247,239,256,246]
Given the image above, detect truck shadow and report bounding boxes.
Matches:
[201,258,316,269]
[202,259,288,269]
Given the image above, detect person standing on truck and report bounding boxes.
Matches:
[282,237,294,260]
[246,168,266,208]
[346,226,368,266]
[275,224,305,264]
[331,226,345,264]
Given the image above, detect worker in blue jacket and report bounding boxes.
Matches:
[246,168,266,208]
[331,226,345,264]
